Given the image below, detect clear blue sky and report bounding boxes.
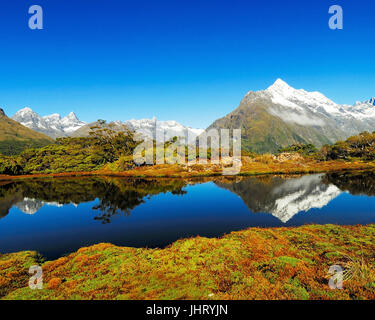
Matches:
[0,0,374,128]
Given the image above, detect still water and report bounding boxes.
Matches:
[0,171,374,259]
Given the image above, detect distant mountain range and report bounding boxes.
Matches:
[12,108,204,143]
[207,79,375,153]
[12,107,86,139]
[125,118,204,143]
[6,79,375,154]
[71,118,204,143]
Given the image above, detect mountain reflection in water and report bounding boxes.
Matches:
[1,172,375,223]
[216,174,342,223]
[0,172,375,259]
[0,177,188,222]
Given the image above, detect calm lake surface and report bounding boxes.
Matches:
[1,171,375,259]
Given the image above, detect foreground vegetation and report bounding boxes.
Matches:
[0,121,138,175]
[1,129,375,178]
[1,224,375,300]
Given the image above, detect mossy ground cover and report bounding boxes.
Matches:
[106,157,375,178]
[1,157,374,181]
[1,224,375,300]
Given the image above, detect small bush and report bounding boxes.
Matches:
[255,154,276,164]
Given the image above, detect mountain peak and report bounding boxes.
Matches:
[274,78,290,87]
[65,112,78,121]
[14,107,41,119]
[265,79,295,98]
[268,79,292,90]
[12,108,86,138]
[0,108,5,117]
[17,107,34,114]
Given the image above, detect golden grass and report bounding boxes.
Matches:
[0,156,375,180]
[1,224,375,300]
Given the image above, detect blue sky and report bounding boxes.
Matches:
[0,0,374,128]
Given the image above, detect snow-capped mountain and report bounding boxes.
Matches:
[11,81,374,149]
[12,107,86,139]
[72,117,204,144]
[207,79,375,153]
[125,117,204,143]
[262,79,375,136]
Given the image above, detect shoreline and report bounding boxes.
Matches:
[1,159,375,181]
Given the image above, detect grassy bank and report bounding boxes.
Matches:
[1,157,375,181]
[1,224,375,300]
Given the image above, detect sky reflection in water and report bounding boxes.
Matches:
[0,172,374,259]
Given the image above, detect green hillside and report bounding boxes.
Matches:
[0,109,53,155]
[207,95,341,154]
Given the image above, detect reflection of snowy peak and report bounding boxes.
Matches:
[15,198,64,215]
[12,107,86,139]
[216,174,342,223]
[15,198,43,214]
[270,175,342,223]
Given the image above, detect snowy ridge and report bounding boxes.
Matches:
[12,107,204,143]
[125,117,204,143]
[243,79,375,136]
[12,107,86,138]
[266,79,341,115]
[11,80,374,143]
